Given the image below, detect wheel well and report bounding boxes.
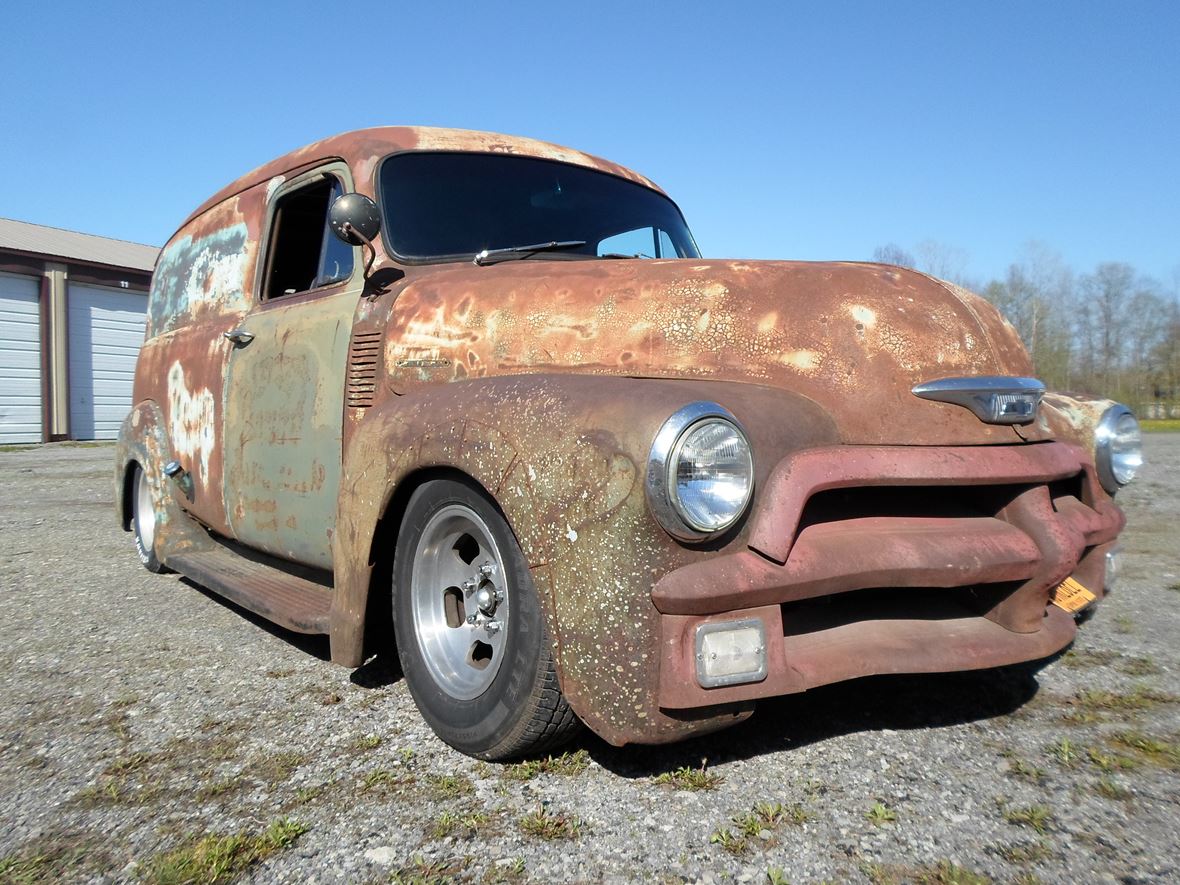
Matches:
[120,460,139,532]
[361,466,493,659]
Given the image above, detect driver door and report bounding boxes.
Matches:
[221,163,361,570]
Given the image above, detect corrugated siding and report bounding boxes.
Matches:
[0,272,42,444]
[68,284,147,440]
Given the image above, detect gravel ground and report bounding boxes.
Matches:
[1,436,1177,885]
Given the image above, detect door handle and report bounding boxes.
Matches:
[223,328,255,346]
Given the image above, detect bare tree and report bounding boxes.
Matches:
[979,243,1074,390]
[889,239,1180,413]
[871,243,916,268]
[1079,262,1136,396]
[913,239,970,285]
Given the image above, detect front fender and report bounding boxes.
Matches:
[330,373,837,745]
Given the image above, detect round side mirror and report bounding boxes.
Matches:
[329,193,382,245]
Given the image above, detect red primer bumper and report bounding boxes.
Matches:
[654,441,1124,710]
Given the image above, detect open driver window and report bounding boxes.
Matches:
[264,177,353,299]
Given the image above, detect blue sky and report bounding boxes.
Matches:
[2,1,1177,288]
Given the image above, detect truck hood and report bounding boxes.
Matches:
[383,258,1042,445]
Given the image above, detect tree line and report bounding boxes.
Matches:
[872,241,1180,417]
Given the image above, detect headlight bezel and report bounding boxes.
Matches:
[646,401,754,541]
[1094,404,1142,494]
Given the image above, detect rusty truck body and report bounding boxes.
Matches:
[115,126,1142,759]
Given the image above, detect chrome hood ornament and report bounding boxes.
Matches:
[911,376,1045,425]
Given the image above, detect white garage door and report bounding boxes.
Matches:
[0,272,43,445]
[68,283,147,440]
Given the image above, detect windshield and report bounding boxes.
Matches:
[378,152,700,262]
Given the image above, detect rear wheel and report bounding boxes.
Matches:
[393,478,580,759]
[132,464,168,574]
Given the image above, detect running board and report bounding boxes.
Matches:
[168,547,332,634]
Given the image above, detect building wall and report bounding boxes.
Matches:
[0,251,150,442]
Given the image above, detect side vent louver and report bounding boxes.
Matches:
[347,331,382,409]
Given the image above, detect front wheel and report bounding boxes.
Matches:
[392,478,580,759]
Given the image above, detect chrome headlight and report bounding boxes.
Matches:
[1095,404,1142,494]
[647,402,754,540]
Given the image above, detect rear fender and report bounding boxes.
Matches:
[115,401,215,562]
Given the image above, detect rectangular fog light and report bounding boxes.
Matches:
[695,619,767,688]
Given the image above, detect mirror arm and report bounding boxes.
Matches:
[342,221,377,279]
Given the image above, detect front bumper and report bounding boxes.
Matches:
[653,441,1123,710]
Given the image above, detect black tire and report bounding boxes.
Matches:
[131,464,169,574]
[392,477,580,759]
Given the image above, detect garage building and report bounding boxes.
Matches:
[0,218,159,444]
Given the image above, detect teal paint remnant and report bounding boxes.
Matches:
[148,223,250,337]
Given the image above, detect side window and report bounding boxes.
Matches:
[598,227,656,258]
[264,177,354,299]
[657,229,681,259]
[597,227,682,259]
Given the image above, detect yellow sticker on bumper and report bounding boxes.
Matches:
[1052,576,1097,613]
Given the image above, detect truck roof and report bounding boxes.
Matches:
[181,126,664,232]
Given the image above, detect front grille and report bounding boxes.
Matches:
[796,483,1028,531]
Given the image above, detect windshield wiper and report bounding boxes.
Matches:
[473,240,587,266]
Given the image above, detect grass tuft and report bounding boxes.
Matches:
[708,827,748,855]
[862,860,989,885]
[653,760,722,791]
[501,749,590,781]
[1064,686,1176,723]
[1093,777,1132,800]
[389,855,469,885]
[1003,754,1046,783]
[0,833,111,885]
[195,775,244,801]
[865,801,897,825]
[426,773,474,799]
[1061,648,1118,669]
[252,750,309,784]
[361,769,415,792]
[430,810,489,839]
[518,806,583,840]
[712,800,813,856]
[1118,656,1161,676]
[1047,737,1079,767]
[1002,804,1052,834]
[912,860,990,884]
[1108,731,1180,768]
[142,818,307,885]
[1085,746,1140,772]
[995,839,1053,865]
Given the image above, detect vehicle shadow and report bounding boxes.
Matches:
[582,656,1059,779]
[175,572,1060,770]
[179,575,404,686]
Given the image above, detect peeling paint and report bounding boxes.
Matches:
[149,223,250,337]
[166,360,215,486]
